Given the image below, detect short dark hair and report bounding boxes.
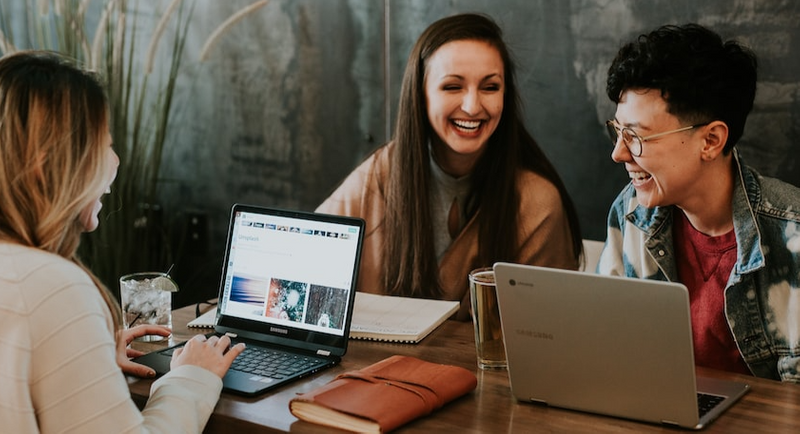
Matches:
[606,23,757,152]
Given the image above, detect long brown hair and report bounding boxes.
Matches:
[0,51,122,329]
[383,13,582,298]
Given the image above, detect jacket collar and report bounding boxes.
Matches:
[626,149,765,276]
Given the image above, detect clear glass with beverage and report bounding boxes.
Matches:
[469,267,507,369]
[120,272,177,341]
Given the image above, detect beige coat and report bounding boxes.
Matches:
[317,143,578,320]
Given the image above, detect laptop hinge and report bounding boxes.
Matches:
[316,349,331,356]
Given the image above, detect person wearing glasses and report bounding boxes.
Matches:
[597,23,800,382]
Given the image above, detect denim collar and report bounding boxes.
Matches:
[625,150,765,276]
[730,150,765,274]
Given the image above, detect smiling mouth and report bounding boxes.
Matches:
[452,119,482,133]
[629,170,652,185]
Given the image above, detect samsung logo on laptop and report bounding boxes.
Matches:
[270,327,288,335]
[515,329,554,340]
[508,279,534,288]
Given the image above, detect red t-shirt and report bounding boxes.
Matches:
[673,211,751,375]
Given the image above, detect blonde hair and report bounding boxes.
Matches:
[0,50,122,330]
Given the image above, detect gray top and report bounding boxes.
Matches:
[429,154,472,260]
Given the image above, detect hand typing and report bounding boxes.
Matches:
[171,334,246,378]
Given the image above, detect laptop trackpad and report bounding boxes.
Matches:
[222,369,276,395]
[133,350,173,375]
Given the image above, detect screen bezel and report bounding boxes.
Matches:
[213,203,365,357]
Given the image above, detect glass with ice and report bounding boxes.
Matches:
[120,272,178,341]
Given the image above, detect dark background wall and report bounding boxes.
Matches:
[5,0,799,306]
[160,0,800,306]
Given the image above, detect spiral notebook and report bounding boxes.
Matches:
[189,293,458,342]
[348,292,459,343]
[187,307,217,328]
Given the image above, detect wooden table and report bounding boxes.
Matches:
[127,303,800,433]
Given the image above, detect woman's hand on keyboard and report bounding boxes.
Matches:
[171,334,246,378]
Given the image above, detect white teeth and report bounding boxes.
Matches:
[453,119,481,130]
[629,171,651,181]
[105,187,112,194]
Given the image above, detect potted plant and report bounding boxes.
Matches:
[0,0,268,297]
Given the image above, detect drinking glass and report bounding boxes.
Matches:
[469,267,507,369]
[120,272,177,342]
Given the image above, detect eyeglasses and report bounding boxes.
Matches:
[605,120,709,157]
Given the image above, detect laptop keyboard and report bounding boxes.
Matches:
[697,392,725,417]
[160,341,327,380]
[229,345,326,379]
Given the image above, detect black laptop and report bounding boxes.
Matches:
[134,203,365,396]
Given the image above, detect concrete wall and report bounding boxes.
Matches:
[147,0,800,304]
[4,0,799,305]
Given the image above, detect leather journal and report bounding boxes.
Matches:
[289,355,477,433]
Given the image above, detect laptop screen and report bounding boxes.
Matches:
[215,204,364,353]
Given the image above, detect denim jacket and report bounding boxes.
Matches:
[597,151,800,382]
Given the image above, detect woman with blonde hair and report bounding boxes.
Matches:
[0,50,244,433]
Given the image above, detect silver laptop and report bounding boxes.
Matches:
[493,263,749,429]
[135,204,365,396]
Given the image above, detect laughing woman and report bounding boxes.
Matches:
[317,13,582,320]
[0,51,244,433]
